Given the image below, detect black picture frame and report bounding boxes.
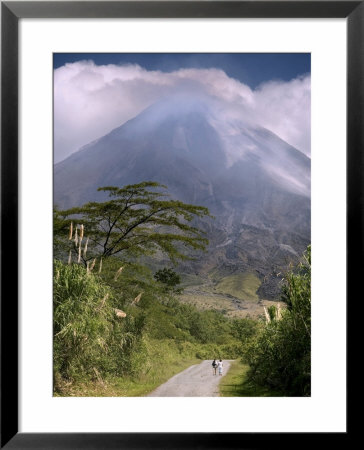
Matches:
[1,1,358,448]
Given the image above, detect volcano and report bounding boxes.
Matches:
[54,94,310,301]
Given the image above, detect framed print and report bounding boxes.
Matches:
[1,1,359,448]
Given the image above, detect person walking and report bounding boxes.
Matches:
[217,359,223,376]
[212,359,217,375]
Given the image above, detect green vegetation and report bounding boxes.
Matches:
[219,360,282,397]
[154,267,183,294]
[53,185,253,396]
[179,271,264,318]
[215,272,261,302]
[53,182,311,397]
[55,337,201,397]
[242,246,311,396]
[53,258,251,396]
[54,261,115,383]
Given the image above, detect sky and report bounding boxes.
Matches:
[54,53,310,163]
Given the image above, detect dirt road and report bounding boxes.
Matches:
[148,360,233,397]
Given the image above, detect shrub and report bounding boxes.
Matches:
[154,267,182,293]
[53,260,148,387]
[53,260,114,381]
[243,246,311,396]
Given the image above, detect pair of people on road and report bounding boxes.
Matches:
[212,359,223,376]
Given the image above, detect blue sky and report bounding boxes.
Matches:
[53,53,310,89]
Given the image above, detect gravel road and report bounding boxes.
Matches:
[148,360,233,397]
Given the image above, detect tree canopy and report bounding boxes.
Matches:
[54,182,211,265]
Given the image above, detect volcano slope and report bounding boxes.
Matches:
[54,95,310,309]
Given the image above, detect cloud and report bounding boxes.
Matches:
[252,76,311,158]
[54,61,310,163]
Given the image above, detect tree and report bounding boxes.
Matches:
[154,267,183,294]
[55,182,211,265]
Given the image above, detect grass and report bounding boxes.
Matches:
[54,338,203,397]
[215,273,261,302]
[55,357,201,397]
[180,292,242,314]
[219,359,283,397]
[57,357,200,397]
[180,271,265,318]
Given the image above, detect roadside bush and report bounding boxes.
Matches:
[53,260,148,388]
[232,317,259,343]
[243,246,311,396]
[54,260,114,381]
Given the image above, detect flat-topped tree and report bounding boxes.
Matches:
[55,181,211,265]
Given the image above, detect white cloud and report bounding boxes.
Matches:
[54,61,310,163]
[253,76,311,158]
